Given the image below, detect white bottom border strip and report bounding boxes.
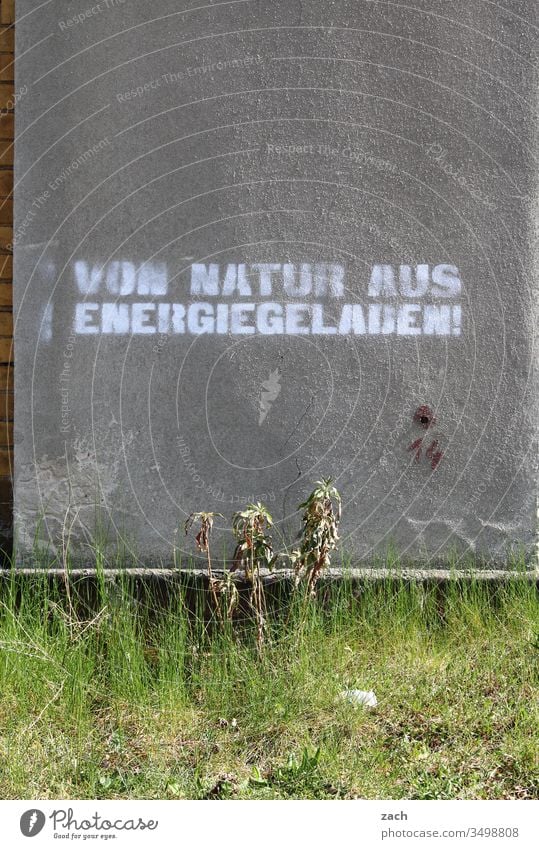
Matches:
[1,800,538,848]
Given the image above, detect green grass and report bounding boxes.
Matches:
[0,572,537,799]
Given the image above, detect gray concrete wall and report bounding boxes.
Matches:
[14,0,538,567]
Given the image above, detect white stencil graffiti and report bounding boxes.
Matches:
[74,300,461,335]
[259,369,282,425]
[190,262,345,297]
[368,264,461,298]
[69,262,463,337]
[75,260,168,296]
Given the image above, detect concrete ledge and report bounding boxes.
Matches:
[1,567,537,581]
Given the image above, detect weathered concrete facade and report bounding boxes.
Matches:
[14,1,538,566]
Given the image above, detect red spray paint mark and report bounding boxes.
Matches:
[408,406,444,470]
[413,405,436,429]
[425,439,443,469]
[409,437,423,462]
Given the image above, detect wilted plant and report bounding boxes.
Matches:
[184,482,342,643]
[185,512,238,624]
[291,479,341,598]
[231,503,275,651]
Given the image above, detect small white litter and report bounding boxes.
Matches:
[341,689,378,707]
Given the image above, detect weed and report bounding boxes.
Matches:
[290,479,342,598]
[185,512,238,625]
[231,503,276,651]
